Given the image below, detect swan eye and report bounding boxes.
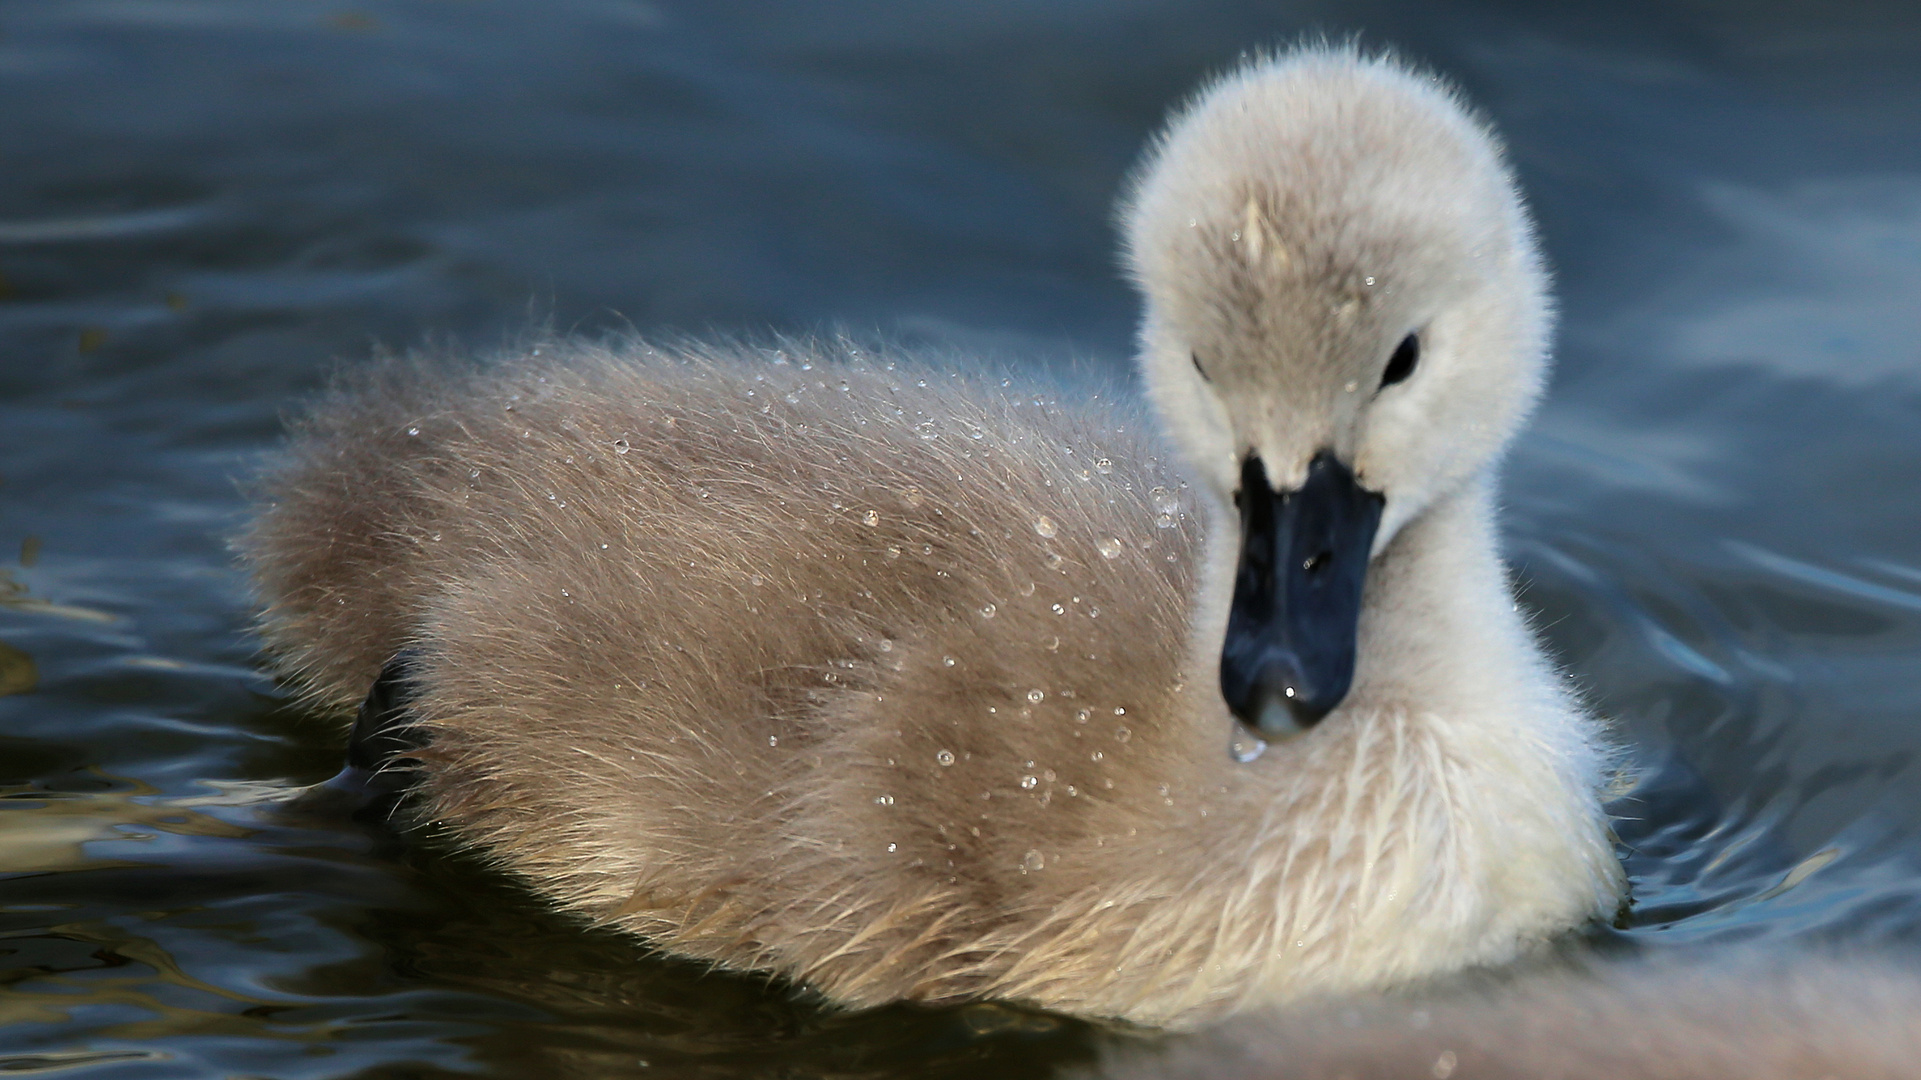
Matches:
[1191,352,1212,382]
[1380,333,1419,389]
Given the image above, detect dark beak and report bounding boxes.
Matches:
[1221,451,1384,736]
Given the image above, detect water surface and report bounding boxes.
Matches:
[5,1,1921,1075]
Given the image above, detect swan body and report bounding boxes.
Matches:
[241,48,1624,1027]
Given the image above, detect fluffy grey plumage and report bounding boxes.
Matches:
[244,342,1236,1018]
[240,46,1636,1028]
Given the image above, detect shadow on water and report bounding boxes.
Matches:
[5,0,1921,1075]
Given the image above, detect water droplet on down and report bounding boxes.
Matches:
[1230,729,1268,762]
[1150,486,1180,527]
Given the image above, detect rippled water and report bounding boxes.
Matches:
[5,1,1921,1075]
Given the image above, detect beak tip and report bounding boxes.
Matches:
[1254,696,1305,737]
[1226,680,1335,737]
[1262,690,1335,734]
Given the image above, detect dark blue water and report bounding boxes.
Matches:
[4,2,1921,1075]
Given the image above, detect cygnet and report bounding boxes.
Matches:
[242,46,1624,1028]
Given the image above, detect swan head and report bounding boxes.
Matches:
[1122,47,1554,736]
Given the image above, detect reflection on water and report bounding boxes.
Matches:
[4,0,1921,1075]
[2,774,1092,1078]
[1657,181,1921,386]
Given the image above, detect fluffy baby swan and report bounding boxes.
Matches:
[241,48,1621,1027]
